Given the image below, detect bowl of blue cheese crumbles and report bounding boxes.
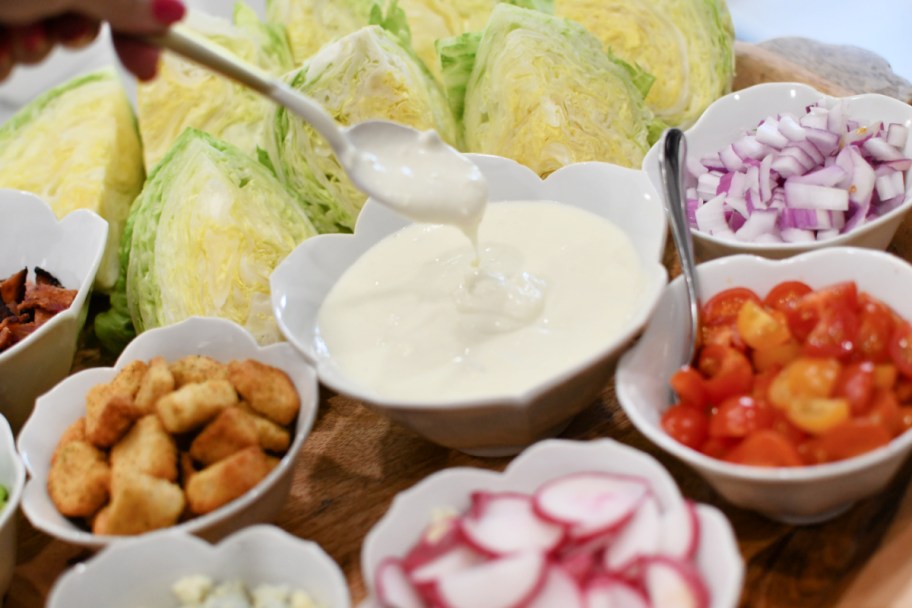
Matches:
[46,525,350,608]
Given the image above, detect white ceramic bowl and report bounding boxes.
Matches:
[616,247,912,524]
[16,316,318,549]
[359,438,744,608]
[47,524,350,608]
[271,154,668,457]
[642,82,912,261]
[0,415,25,598]
[0,190,108,433]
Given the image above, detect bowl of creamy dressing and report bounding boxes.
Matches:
[271,154,668,456]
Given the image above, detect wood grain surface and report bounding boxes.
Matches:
[7,43,912,607]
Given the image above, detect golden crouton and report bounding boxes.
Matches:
[85,383,142,448]
[228,360,300,426]
[185,446,272,515]
[238,402,291,453]
[91,504,111,535]
[51,418,87,464]
[111,415,178,483]
[110,360,149,397]
[169,355,229,387]
[95,473,184,536]
[134,356,175,414]
[189,407,259,466]
[47,440,110,518]
[156,379,237,434]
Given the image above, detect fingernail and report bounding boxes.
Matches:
[152,0,186,25]
[20,23,47,54]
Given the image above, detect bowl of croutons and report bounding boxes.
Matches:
[16,316,318,549]
[0,190,108,432]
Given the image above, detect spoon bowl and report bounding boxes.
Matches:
[143,25,487,227]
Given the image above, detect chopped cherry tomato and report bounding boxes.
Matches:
[770,409,808,445]
[889,321,912,378]
[703,287,762,327]
[752,339,801,373]
[709,395,773,438]
[867,388,902,437]
[765,281,815,341]
[702,323,748,352]
[873,364,898,390]
[700,436,740,459]
[768,357,842,410]
[802,305,859,360]
[661,404,709,450]
[786,397,850,435]
[724,430,803,467]
[901,406,912,432]
[669,367,707,410]
[801,419,891,464]
[856,294,895,363]
[835,361,875,416]
[764,281,813,313]
[698,345,753,405]
[736,300,791,350]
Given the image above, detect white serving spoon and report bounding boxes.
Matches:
[142,25,488,231]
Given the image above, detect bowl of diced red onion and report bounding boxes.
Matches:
[359,439,743,608]
[642,82,912,260]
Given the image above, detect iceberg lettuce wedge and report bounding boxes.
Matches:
[555,0,734,127]
[266,25,459,233]
[0,67,143,291]
[137,2,293,170]
[102,129,317,348]
[441,4,657,175]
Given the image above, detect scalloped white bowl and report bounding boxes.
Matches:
[616,247,912,524]
[0,415,25,598]
[0,190,108,432]
[642,82,912,261]
[271,154,668,456]
[16,317,318,550]
[359,439,744,608]
[47,524,350,608]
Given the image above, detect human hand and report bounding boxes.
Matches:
[0,0,186,81]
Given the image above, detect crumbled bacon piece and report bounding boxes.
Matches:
[0,267,76,354]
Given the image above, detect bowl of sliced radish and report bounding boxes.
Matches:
[359,438,743,608]
[642,82,912,260]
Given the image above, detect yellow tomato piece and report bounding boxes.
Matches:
[736,300,791,350]
[873,364,898,390]
[786,397,850,435]
[768,357,842,410]
[752,339,802,373]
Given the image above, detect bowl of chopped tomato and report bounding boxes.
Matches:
[0,190,108,432]
[616,246,912,524]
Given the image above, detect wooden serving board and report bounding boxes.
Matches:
[7,42,912,607]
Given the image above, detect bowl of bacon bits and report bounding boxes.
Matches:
[16,316,318,549]
[642,82,912,260]
[616,247,912,524]
[0,189,108,431]
[360,439,743,608]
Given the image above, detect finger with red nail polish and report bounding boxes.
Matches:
[46,13,101,50]
[11,22,52,65]
[112,33,161,82]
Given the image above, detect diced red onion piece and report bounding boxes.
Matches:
[758,154,773,204]
[783,181,849,210]
[696,172,721,200]
[725,195,749,219]
[778,113,807,141]
[720,144,744,172]
[827,102,846,134]
[695,193,733,237]
[864,137,906,162]
[770,154,805,178]
[780,227,815,243]
[817,228,840,240]
[735,208,778,242]
[847,147,876,205]
[882,158,912,171]
[780,146,816,170]
[791,164,847,187]
[800,107,828,130]
[794,139,824,165]
[756,118,789,149]
[733,134,770,160]
[700,153,725,172]
[753,233,783,243]
[686,154,708,178]
[875,170,905,201]
[886,123,909,149]
[805,128,840,155]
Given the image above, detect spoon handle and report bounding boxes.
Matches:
[141,25,351,155]
[660,128,701,366]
